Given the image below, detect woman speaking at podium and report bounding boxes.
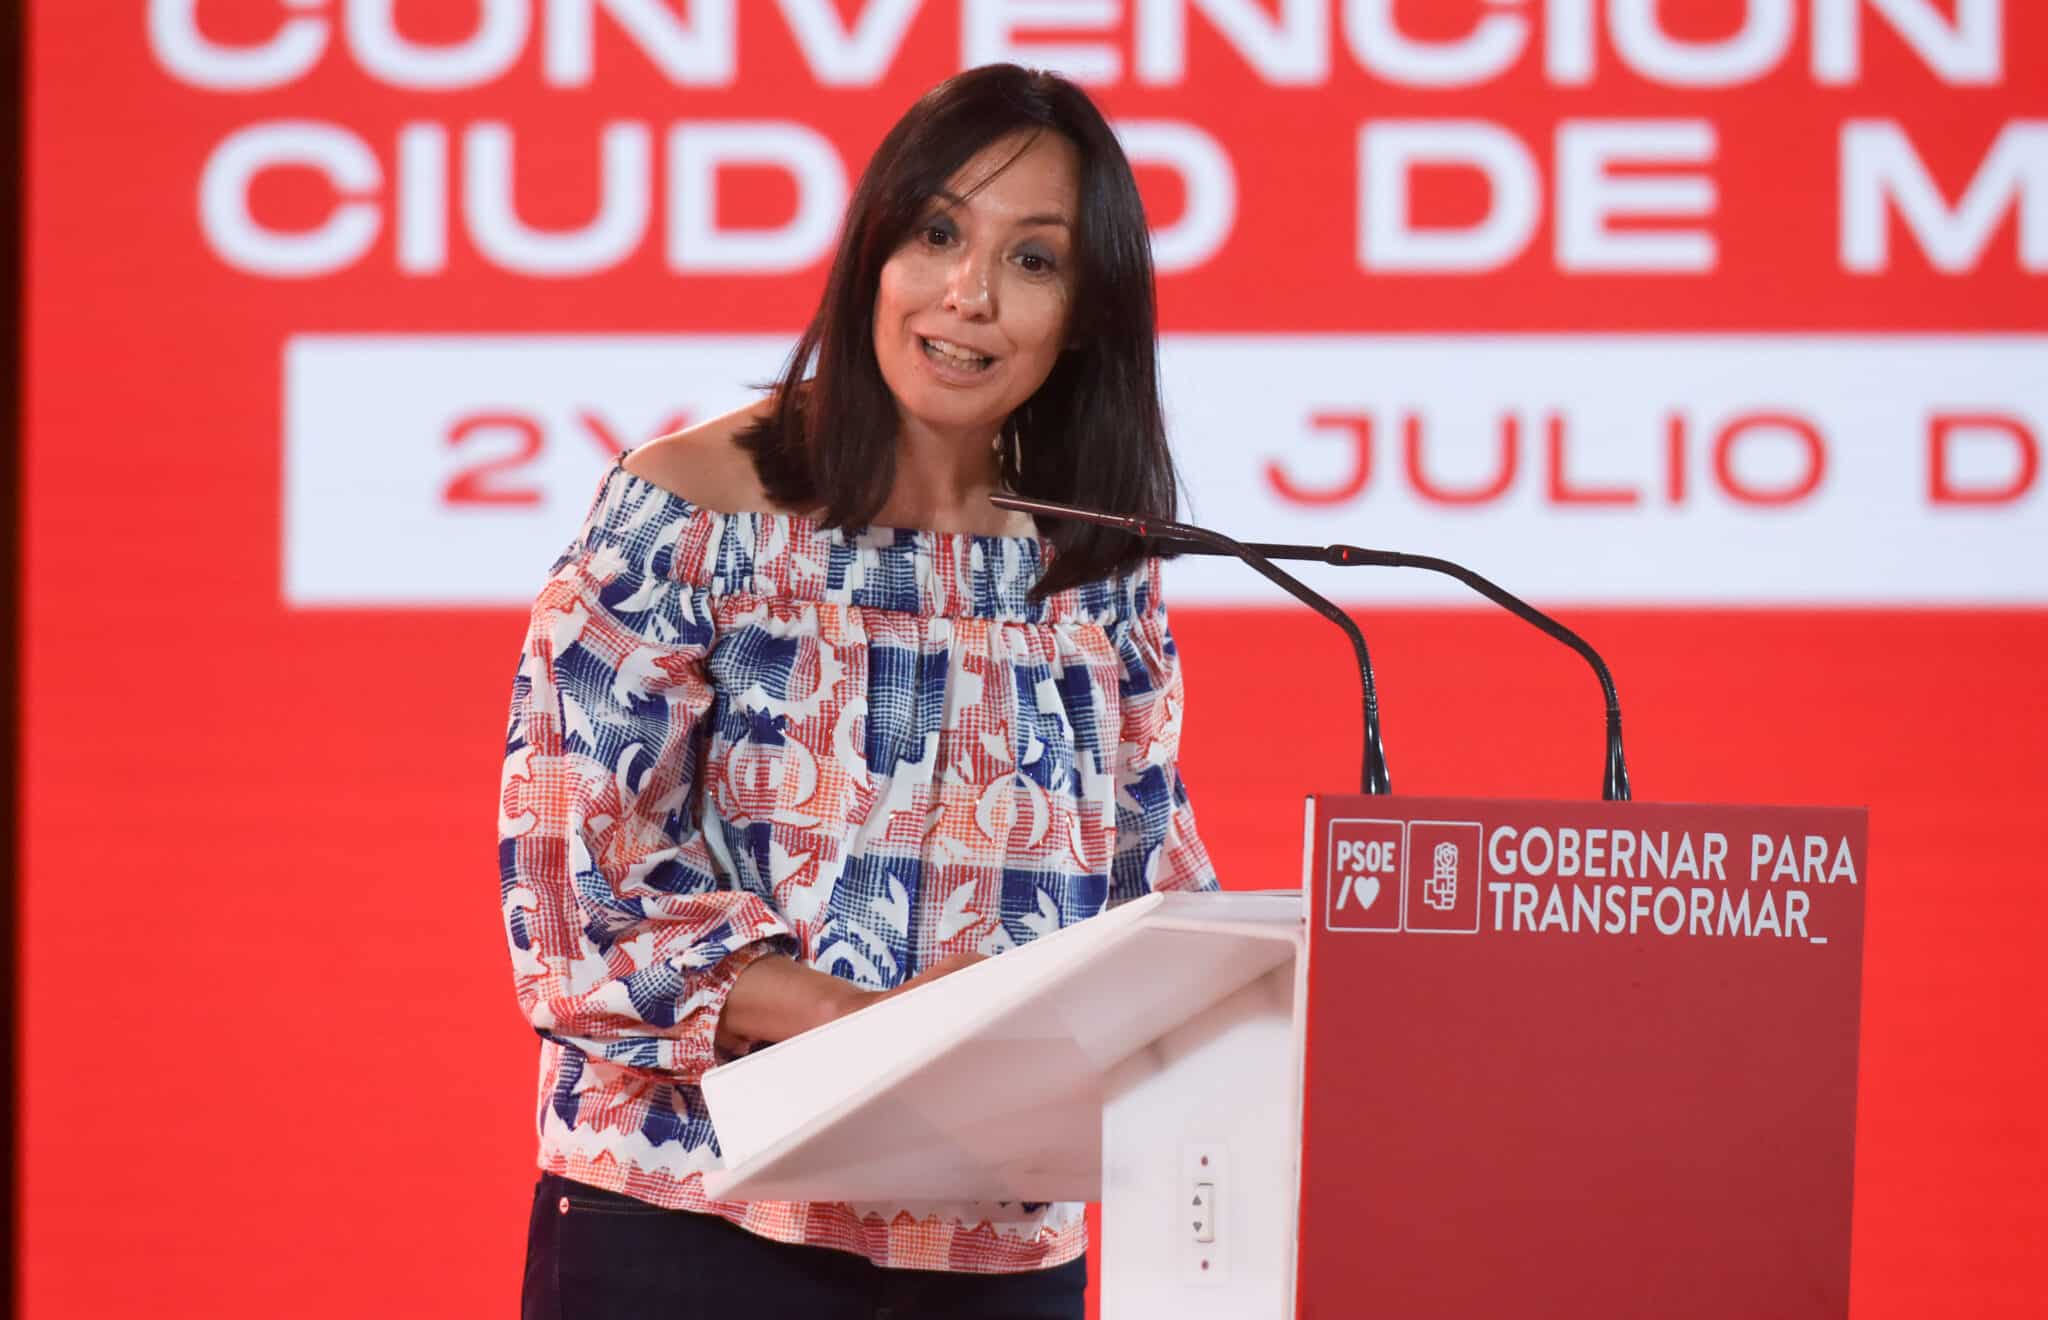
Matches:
[498,64,1217,1318]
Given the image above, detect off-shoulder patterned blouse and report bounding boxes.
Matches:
[497,453,1217,1273]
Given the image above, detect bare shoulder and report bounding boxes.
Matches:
[621,396,782,514]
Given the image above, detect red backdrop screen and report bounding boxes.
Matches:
[19,2,2047,1315]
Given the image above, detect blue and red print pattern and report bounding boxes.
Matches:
[498,455,1217,1272]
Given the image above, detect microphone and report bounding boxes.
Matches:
[989,493,1391,796]
[992,495,1631,802]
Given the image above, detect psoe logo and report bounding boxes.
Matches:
[1405,822,1483,934]
[1326,819,1404,933]
[1425,841,1460,911]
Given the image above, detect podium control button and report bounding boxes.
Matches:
[1192,1182,1215,1243]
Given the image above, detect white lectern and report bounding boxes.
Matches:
[704,795,1867,1318]
[701,890,1308,1318]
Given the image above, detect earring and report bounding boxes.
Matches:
[993,426,1023,482]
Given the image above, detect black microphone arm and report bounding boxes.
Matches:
[993,495,1632,802]
[990,494,1392,796]
[1157,536,1631,803]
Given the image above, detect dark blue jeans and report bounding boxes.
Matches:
[522,1172,1087,1320]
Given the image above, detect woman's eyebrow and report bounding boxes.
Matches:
[931,188,1072,230]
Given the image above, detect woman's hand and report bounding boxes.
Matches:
[714,950,988,1057]
[862,951,987,1011]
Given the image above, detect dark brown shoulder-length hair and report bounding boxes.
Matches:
[736,63,1180,600]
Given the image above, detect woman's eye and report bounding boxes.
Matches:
[1017,251,1056,274]
[921,224,954,247]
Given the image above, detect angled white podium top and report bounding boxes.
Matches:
[701,890,1303,1204]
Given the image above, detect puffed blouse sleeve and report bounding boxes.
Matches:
[497,512,797,1085]
[1108,595,1221,901]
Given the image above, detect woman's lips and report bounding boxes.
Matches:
[917,335,998,384]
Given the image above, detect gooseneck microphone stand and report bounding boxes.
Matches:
[992,495,1631,803]
[991,494,1393,796]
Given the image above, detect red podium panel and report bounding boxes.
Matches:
[1297,796,1867,1319]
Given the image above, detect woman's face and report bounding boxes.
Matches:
[871,130,1081,452]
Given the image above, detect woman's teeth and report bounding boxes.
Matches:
[922,337,993,371]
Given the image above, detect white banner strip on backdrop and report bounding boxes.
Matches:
[283,334,2046,607]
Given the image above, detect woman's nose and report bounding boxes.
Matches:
[942,250,994,319]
